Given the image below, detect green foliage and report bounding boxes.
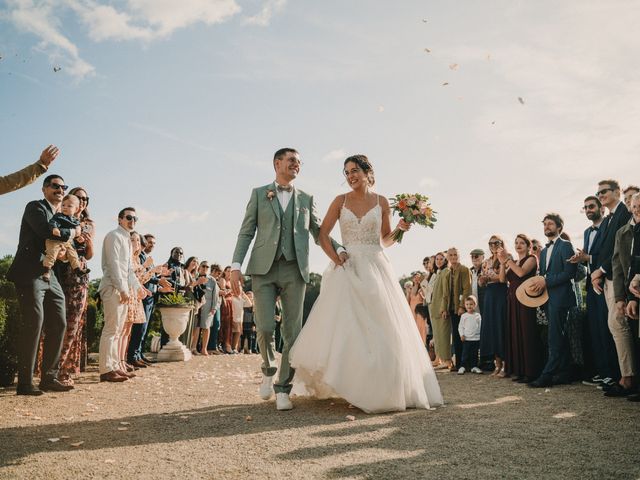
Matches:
[0,255,20,386]
[158,292,194,308]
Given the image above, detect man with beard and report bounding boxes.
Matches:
[570,196,619,388]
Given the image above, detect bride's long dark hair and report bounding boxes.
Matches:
[344,154,375,186]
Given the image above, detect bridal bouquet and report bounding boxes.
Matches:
[389,193,437,243]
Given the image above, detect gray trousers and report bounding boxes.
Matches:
[251,258,305,394]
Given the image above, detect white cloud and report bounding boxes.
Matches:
[244,0,286,26]
[137,208,210,226]
[321,148,347,163]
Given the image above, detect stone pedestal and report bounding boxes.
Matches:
[157,306,193,362]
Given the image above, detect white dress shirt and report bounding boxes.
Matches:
[99,225,140,295]
[545,235,559,270]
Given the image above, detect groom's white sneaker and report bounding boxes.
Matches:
[259,375,274,400]
[276,392,293,411]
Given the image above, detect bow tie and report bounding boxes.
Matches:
[545,240,554,248]
[590,226,599,232]
[276,185,293,193]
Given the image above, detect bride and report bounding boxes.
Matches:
[289,155,443,413]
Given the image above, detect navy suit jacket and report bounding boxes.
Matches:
[583,217,609,282]
[595,202,632,280]
[540,237,577,309]
[7,199,71,285]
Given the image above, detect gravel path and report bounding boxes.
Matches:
[1,354,639,480]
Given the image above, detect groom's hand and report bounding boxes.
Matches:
[230,270,242,296]
[338,251,349,264]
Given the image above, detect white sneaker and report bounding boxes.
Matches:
[259,375,273,400]
[471,367,483,374]
[276,392,293,411]
[457,367,466,375]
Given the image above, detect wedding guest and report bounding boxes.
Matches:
[528,213,577,388]
[183,256,207,348]
[429,252,452,370]
[206,264,224,354]
[219,266,234,354]
[407,272,427,345]
[469,249,486,314]
[499,234,541,383]
[479,235,508,376]
[160,247,186,347]
[530,239,543,260]
[0,145,59,195]
[570,196,619,388]
[606,192,640,397]
[242,291,257,354]
[56,186,95,386]
[98,208,141,383]
[446,247,471,370]
[623,185,640,212]
[457,296,482,375]
[590,180,633,393]
[8,174,73,394]
[191,261,219,356]
[231,282,253,353]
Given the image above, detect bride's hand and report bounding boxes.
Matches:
[397,219,411,231]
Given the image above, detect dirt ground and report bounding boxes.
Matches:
[1,354,639,480]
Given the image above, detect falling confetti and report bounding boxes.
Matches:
[518,96,525,105]
[449,63,459,70]
[422,19,428,23]
[345,415,356,421]
[377,106,385,113]
[442,82,449,86]
[486,54,491,61]
[53,66,61,73]
[424,48,431,53]
[120,422,131,426]
[47,438,60,443]
[60,436,70,439]
[245,416,253,422]
[70,441,85,447]
[553,412,577,419]
[117,427,128,431]
[104,459,115,464]
[491,121,495,125]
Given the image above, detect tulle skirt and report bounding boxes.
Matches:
[290,244,443,413]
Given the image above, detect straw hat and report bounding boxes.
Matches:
[516,276,549,308]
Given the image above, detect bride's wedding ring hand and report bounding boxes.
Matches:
[397,219,411,231]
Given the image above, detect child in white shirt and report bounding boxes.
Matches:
[458,295,482,375]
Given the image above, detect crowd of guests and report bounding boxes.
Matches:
[3,150,639,404]
[404,180,640,402]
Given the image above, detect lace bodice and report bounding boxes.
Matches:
[339,204,382,247]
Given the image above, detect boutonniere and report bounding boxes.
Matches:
[267,190,275,201]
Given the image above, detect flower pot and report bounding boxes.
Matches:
[157,306,193,362]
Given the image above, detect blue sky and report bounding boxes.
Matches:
[1,0,638,276]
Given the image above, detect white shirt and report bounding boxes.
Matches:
[275,182,293,210]
[545,235,559,270]
[99,225,140,295]
[458,312,482,341]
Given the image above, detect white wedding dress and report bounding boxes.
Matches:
[289,198,443,413]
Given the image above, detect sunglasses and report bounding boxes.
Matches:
[76,196,89,202]
[584,204,598,210]
[124,215,138,222]
[49,183,68,191]
[596,188,613,196]
[488,241,502,246]
[532,246,539,251]
[471,254,481,258]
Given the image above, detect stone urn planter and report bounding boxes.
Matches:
[156,294,193,362]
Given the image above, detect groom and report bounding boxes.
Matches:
[231,148,345,410]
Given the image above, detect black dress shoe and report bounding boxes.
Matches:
[528,376,553,388]
[627,393,640,402]
[512,376,524,382]
[604,384,636,397]
[39,378,74,392]
[16,384,44,396]
[517,376,533,384]
[552,375,572,385]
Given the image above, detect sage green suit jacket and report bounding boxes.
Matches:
[232,183,340,283]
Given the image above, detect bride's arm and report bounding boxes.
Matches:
[319,195,345,265]
[380,196,408,248]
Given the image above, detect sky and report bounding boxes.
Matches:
[1,0,639,278]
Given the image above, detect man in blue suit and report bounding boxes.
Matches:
[569,196,619,387]
[528,213,577,388]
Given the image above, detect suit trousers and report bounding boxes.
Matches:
[586,282,620,380]
[604,279,636,377]
[252,258,305,394]
[541,305,570,380]
[450,312,463,368]
[99,287,128,374]
[15,276,66,385]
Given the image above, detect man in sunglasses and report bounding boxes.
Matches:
[98,208,142,382]
[569,196,619,389]
[589,179,633,395]
[0,145,59,196]
[7,174,76,395]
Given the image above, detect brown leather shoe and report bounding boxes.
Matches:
[132,359,148,368]
[100,371,128,382]
[116,369,136,378]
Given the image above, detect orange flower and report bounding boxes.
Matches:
[398,200,407,210]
